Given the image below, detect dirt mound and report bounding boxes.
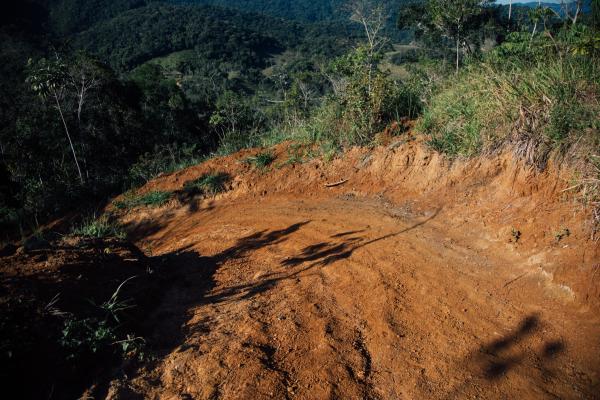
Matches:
[123,137,600,311]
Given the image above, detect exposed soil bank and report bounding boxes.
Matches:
[105,138,599,399]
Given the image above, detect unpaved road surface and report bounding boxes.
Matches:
[116,194,600,400]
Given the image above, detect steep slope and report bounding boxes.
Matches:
[104,138,599,399]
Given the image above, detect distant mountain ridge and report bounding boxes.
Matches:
[509,0,592,15]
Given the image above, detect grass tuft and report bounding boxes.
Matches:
[72,215,127,240]
[183,172,230,195]
[113,191,172,210]
[244,151,276,169]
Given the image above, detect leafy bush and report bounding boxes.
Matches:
[320,45,405,146]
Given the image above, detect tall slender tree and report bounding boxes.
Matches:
[27,55,84,184]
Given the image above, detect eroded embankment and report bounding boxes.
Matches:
[109,137,600,399]
[124,137,599,309]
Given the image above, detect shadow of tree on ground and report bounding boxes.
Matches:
[144,210,440,353]
[442,313,570,399]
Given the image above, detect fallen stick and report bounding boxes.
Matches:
[325,178,349,187]
[503,271,529,288]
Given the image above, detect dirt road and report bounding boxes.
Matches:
[114,192,599,399]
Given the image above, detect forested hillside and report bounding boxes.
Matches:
[72,4,357,71]
[172,0,410,40]
[1,1,599,399]
[1,0,599,237]
[0,0,362,231]
[172,0,350,22]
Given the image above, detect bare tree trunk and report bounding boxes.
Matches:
[54,92,84,184]
[456,35,460,73]
[509,0,513,21]
[529,21,538,48]
[572,0,581,25]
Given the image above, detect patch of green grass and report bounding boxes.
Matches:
[276,143,308,168]
[183,172,230,195]
[554,227,570,242]
[244,151,275,169]
[113,191,172,210]
[72,215,127,240]
[418,43,600,163]
[128,143,207,186]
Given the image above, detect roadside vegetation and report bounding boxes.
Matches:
[183,172,230,195]
[1,0,598,237]
[113,191,173,210]
[71,214,127,239]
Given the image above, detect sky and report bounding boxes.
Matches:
[495,0,565,3]
[496,0,560,4]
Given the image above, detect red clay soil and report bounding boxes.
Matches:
[110,137,599,399]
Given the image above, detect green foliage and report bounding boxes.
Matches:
[114,191,173,210]
[183,172,230,195]
[128,143,206,186]
[71,214,127,239]
[418,30,600,161]
[293,44,421,148]
[61,317,118,357]
[73,3,358,72]
[280,143,308,166]
[398,0,494,70]
[60,276,144,361]
[5,48,209,225]
[245,151,276,169]
[48,0,154,34]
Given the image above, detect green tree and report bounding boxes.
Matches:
[427,0,491,72]
[27,55,84,183]
[399,0,491,72]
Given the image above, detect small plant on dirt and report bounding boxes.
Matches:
[554,227,571,243]
[113,190,172,210]
[183,172,230,196]
[510,228,521,243]
[278,143,306,167]
[320,140,340,162]
[72,214,127,240]
[60,276,145,360]
[244,151,275,169]
[100,276,137,320]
